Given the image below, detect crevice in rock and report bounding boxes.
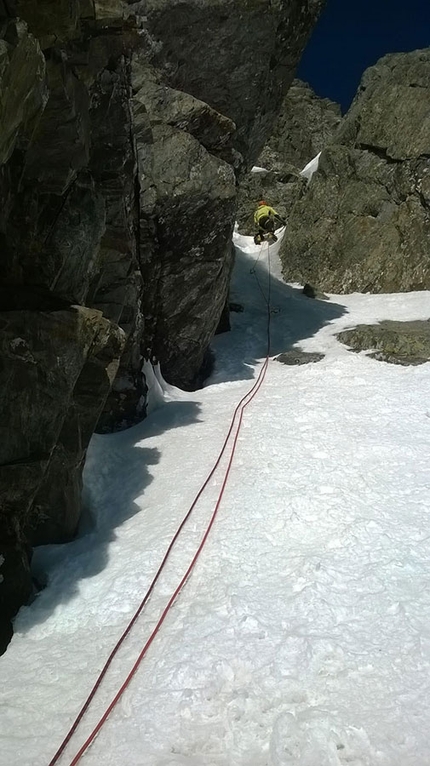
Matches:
[357,143,403,164]
[0,450,51,469]
[0,286,72,312]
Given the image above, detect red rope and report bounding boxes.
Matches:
[49,240,272,765]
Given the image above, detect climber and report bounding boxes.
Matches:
[253,201,286,245]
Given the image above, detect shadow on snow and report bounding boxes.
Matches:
[16,399,201,634]
[15,239,346,635]
[208,245,347,384]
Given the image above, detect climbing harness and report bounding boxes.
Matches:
[47,236,275,766]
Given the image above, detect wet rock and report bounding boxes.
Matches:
[0,307,124,527]
[27,313,125,544]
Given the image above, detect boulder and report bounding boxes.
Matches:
[280,50,430,293]
[276,350,325,365]
[338,320,430,366]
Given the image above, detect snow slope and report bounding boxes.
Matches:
[1,231,430,766]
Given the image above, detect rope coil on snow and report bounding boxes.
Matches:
[48,238,273,766]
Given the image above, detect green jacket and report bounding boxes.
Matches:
[254,205,280,224]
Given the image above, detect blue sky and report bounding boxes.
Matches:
[298,0,430,111]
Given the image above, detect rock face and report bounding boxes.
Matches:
[129,58,237,392]
[338,320,430,366]
[0,304,125,653]
[236,79,340,235]
[280,50,430,293]
[139,0,326,164]
[259,78,341,171]
[0,1,324,649]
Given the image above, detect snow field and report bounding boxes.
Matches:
[1,231,430,766]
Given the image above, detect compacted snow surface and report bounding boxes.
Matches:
[2,231,430,766]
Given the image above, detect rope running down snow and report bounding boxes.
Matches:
[48,239,273,766]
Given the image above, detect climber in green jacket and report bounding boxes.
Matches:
[253,201,286,245]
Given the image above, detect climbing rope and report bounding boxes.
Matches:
[48,236,274,766]
[249,236,280,325]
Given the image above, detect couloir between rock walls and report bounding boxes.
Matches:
[0,0,325,651]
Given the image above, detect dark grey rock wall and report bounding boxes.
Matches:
[259,78,341,171]
[236,79,340,235]
[280,50,430,293]
[138,0,326,165]
[0,0,324,649]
